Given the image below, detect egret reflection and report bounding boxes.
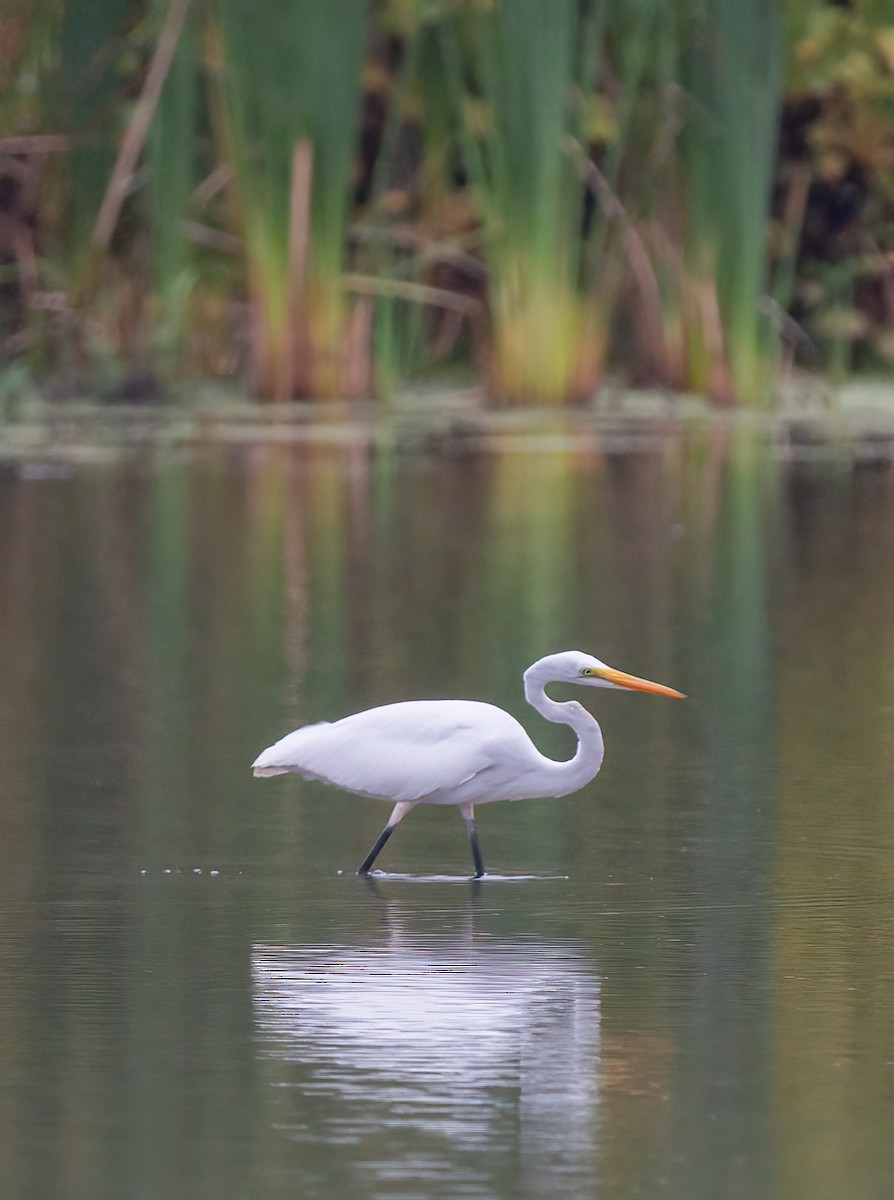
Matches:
[252,926,601,1197]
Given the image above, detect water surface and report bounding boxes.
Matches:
[1,423,893,1199]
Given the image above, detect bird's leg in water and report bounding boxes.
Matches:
[356,826,394,875]
[460,803,486,879]
[357,801,415,875]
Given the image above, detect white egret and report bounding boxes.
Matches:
[251,650,685,878]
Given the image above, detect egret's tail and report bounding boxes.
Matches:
[251,722,331,778]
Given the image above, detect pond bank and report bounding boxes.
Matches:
[1,381,893,467]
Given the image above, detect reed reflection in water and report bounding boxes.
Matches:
[1,423,894,1200]
[253,921,601,1198]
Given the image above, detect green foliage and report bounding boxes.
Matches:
[0,0,890,402]
[215,0,371,397]
[58,0,137,251]
[676,0,785,402]
[785,0,894,371]
[441,0,591,402]
[146,0,199,359]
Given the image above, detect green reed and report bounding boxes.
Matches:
[215,0,370,398]
[441,0,594,404]
[0,0,845,405]
[145,0,198,361]
[673,0,784,403]
[16,0,136,364]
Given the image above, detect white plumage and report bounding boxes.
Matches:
[252,700,554,806]
[252,650,684,877]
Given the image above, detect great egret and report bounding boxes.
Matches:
[252,650,684,878]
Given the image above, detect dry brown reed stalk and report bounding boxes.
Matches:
[567,137,671,386]
[281,138,313,401]
[92,0,193,251]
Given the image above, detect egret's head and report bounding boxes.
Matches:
[530,651,685,698]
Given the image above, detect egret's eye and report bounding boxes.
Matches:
[579,667,593,676]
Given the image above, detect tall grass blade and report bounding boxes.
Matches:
[677,0,784,402]
[445,0,591,404]
[55,0,137,286]
[144,0,198,360]
[93,0,192,251]
[215,0,371,399]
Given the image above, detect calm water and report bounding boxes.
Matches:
[1,421,893,1200]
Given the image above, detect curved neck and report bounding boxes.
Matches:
[523,660,605,796]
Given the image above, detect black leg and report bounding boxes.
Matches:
[356,802,415,877]
[462,811,486,879]
[357,823,395,875]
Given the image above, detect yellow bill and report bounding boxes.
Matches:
[598,667,686,699]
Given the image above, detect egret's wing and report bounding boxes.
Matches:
[251,700,519,803]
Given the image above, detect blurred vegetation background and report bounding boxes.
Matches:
[0,0,892,406]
